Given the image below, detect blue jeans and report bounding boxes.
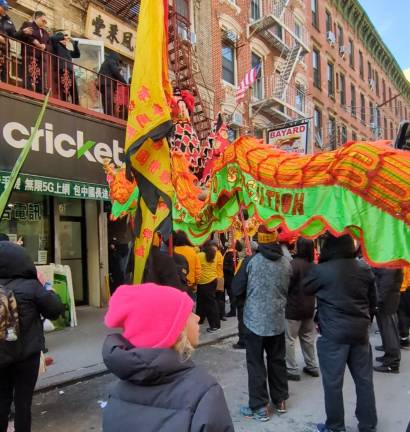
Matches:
[317,336,377,432]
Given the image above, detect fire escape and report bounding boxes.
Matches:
[168,9,212,144]
[249,0,310,123]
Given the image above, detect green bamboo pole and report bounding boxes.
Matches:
[0,91,50,219]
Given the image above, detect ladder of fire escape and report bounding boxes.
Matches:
[274,44,301,99]
[168,14,212,144]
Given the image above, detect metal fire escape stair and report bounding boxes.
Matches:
[274,44,302,99]
[168,16,212,144]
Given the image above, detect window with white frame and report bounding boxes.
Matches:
[251,52,263,100]
[222,39,236,85]
[328,116,336,149]
[314,107,322,147]
[250,0,261,21]
[295,83,306,112]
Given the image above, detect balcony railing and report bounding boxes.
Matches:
[0,36,130,122]
[249,0,309,53]
[252,74,313,118]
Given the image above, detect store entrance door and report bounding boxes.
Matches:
[59,212,88,305]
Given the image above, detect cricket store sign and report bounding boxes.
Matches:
[268,121,309,154]
[0,171,109,201]
[85,4,136,60]
[0,93,125,188]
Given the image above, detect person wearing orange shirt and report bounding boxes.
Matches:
[174,232,202,299]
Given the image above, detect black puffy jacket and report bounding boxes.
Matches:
[0,15,16,38]
[0,242,64,367]
[286,257,315,321]
[102,334,234,432]
[303,235,377,345]
[373,268,403,315]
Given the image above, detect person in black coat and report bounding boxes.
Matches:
[285,238,319,381]
[223,240,242,317]
[103,283,234,432]
[51,30,80,104]
[16,11,52,93]
[0,0,16,82]
[303,233,377,432]
[372,267,403,373]
[0,241,63,432]
[98,52,126,116]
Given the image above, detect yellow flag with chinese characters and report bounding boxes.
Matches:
[125,0,174,283]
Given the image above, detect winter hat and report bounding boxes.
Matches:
[105,283,194,349]
[257,225,278,244]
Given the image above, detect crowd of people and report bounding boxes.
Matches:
[1,229,410,432]
[0,2,128,115]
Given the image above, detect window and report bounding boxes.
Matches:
[222,40,235,85]
[359,51,364,79]
[367,61,372,82]
[375,71,379,97]
[175,0,189,18]
[340,124,347,145]
[337,25,344,49]
[327,62,335,97]
[325,10,332,34]
[251,52,263,100]
[328,116,337,149]
[390,121,394,140]
[312,49,321,88]
[311,0,319,29]
[250,0,261,21]
[339,73,346,107]
[349,39,354,68]
[384,117,388,137]
[314,107,322,147]
[369,101,374,125]
[360,93,366,123]
[295,83,306,112]
[382,79,386,102]
[389,88,392,108]
[352,130,357,141]
[294,20,302,39]
[395,98,399,116]
[350,84,356,117]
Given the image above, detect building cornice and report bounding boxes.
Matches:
[330,0,410,102]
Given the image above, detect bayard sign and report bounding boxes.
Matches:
[0,93,125,199]
[85,4,136,60]
[268,121,309,154]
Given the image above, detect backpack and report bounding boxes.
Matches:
[0,283,19,342]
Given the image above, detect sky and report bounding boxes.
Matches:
[359,0,410,71]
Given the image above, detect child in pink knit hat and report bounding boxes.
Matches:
[102,283,234,432]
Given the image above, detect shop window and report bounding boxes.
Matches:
[0,192,51,265]
[222,40,236,85]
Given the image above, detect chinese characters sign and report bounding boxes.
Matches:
[85,5,136,60]
[2,202,43,222]
[0,171,109,201]
[268,121,309,154]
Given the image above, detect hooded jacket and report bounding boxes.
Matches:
[102,334,234,432]
[98,52,126,87]
[0,242,63,366]
[0,14,16,38]
[303,235,377,345]
[243,243,292,337]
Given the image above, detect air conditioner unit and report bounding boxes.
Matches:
[231,111,244,127]
[368,79,375,89]
[327,31,336,45]
[339,45,351,57]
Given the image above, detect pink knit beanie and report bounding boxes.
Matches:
[104,283,194,349]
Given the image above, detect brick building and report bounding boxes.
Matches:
[209,0,310,144]
[307,0,410,151]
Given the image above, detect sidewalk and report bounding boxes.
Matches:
[37,306,239,391]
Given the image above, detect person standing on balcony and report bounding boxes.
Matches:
[98,52,126,116]
[51,30,80,104]
[16,11,51,94]
[0,0,17,82]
